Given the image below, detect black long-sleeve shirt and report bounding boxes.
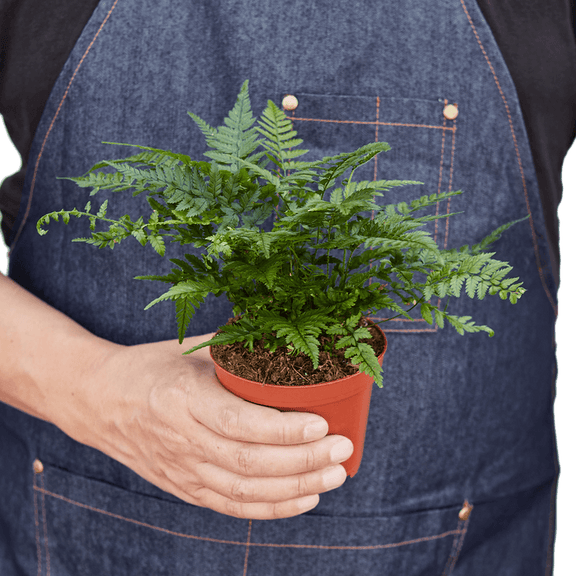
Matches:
[1,0,575,282]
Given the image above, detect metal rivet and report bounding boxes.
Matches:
[443,103,459,120]
[458,502,472,520]
[282,94,299,111]
[33,459,44,474]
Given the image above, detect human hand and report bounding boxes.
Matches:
[71,335,352,520]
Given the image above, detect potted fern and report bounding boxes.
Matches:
[37,81,525,476]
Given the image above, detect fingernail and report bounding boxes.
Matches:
[303,419,328,441]
[298,494,319,512]
[322,466,346,490]
[330,440,354,463]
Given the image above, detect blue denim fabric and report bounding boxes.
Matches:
[1,0,558,574]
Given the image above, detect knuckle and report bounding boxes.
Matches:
[224,497,246,518]
[189,486,209,506]
[271,501,289,520]
[217,405,242,438]
[274,413,298,444]
[278,421,289,444]
[296,474,310,497]
[279,418,299,444]
[148,381,187,419]
[235,445,257,476]
[147,384,164,417]
[230,478,255,502]
[304,448,317,471]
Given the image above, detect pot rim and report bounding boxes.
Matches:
[209,322,387,397]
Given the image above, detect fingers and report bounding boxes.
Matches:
[194,462,347,503]
[118,339,354,520]
[148,364,354,478]
[190,374,330,445]
[202,430,354,477]
[191,489,321,520]
[158,462,332,520]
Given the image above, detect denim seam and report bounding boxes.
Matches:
[441,501,473,576]
[377,103,457,331]
[40,473,51,576]
[545,360,560,576]
[33,470,52,576]
[9,0,120,254]
[443,117,457,250]
[290,96,455,332]
[434,105,448,242]
[33,475,42,576]
[292,117,455,132]
[375,110,456,330]
[459,0,558,314]
[372,96,381,181]
[243,519,252,576]
[31,483,464,551]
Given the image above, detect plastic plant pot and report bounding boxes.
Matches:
[211,329,387,477]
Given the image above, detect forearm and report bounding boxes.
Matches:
[0,273,347,519]
[0,272,116,429]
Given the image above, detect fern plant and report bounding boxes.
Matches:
[37,81,525,387]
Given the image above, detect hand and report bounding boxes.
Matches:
[73,335,353,520]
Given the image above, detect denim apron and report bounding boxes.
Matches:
[1,0,559,574]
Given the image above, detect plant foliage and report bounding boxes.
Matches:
[37,80,526,387]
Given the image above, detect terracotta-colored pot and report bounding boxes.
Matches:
[211,330,387,477]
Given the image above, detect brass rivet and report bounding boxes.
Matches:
[443,103,459,120]
[282,94,299,111]
[33,459,44,474]
[458,502,472,521]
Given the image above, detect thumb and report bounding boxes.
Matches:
[189,367,329,446]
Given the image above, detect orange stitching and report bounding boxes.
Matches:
[33,486,248,546]
[443,120,457,248]
[369,96,382,227]
[441,501,473,576]
[292,117,454,131]
[9,0,120,253]
[33,485,462,550]
[373,99,451,330]
[248,529,462,550]
[379,327,438,333]
[459,0,557,314]
[33,473,42,576]
[441,523,462,576]
[545,477,559,576]
[373,96,381,181]
[40,474,51,576]
[545,364,560,576]
[449,509,472,572]
[243,519,252,576]
[435,105,448,242]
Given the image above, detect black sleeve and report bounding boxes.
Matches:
[475,0,576,281]
[0,0,100,241]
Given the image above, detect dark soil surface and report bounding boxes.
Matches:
[211,317,386,386]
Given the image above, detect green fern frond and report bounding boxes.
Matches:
[469,216,529,254]
[343,343,383,387]
[327,314,383,386]
[99,142,195,167]
[143,280,211,310]
[439,312,495,337]
[185,316,264,354]
[189,80,261,171]
[257,100,308,174]
[175,296,195,343]
[258,310,333,369]
[312,143,389,194]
